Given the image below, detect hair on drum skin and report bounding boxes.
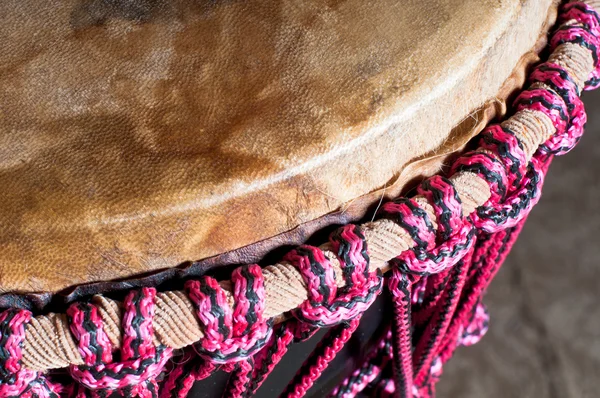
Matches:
[0,1,599,397]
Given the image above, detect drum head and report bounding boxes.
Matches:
[0,0,559,293]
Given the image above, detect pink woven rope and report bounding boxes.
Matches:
[529,62,587,154]
[555,2,600,88]
[328,326,393,398]
[383,177,475,276]
[0,309,60,397]
[159,352,217,398]
[67,287,172,397]
[471,158,545,233]
[412,251,472,386]
[223,358,254,398]
[248,323,296,395]
[477,125,528,189]
[281,317,362,398]
[286,225,383,327]
[457,301,490,347]
[185,264,273,364]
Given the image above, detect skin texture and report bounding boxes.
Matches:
[0,0,558,294]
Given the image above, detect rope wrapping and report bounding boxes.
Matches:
[561,2,600,88]
[285,226,383,328]
[472,158,544,232]
[555,2,600,89]
[530,62,586,154]
[67,287,172,397]
[477,125,528,189]
[0,1,599,397]
[381,177,475,276]
[0,309,59,398]
[185,264,273,364]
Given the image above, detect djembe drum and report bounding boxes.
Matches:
[1,0,599,397]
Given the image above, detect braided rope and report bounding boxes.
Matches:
[185,264,272,364]
[67,287,172,397]
[328,326,393,398]
[388,272,415,398]
[281,318,362,398]
[0,1,598,397]
[159,352,216,398]
[248,323,295,395]
[0,309,60,397]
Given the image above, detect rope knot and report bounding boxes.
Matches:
[552,4,600,90]
[0,309,59,397]
[478,125,528,189]
[528,62,586,154]
[67,287,172,397]
[514,87,570,138]
[459,125,545,233]
[561,3,600,39]
[467,157,544,233]
[453,151,509,204]
[382,176,475,276]
[561,2,600,90]
[284,224,382,328]
[185,264,273,364]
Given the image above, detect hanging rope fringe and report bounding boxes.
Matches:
[1,1,599,397]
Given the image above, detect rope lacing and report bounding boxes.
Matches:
[1,1,598,397]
